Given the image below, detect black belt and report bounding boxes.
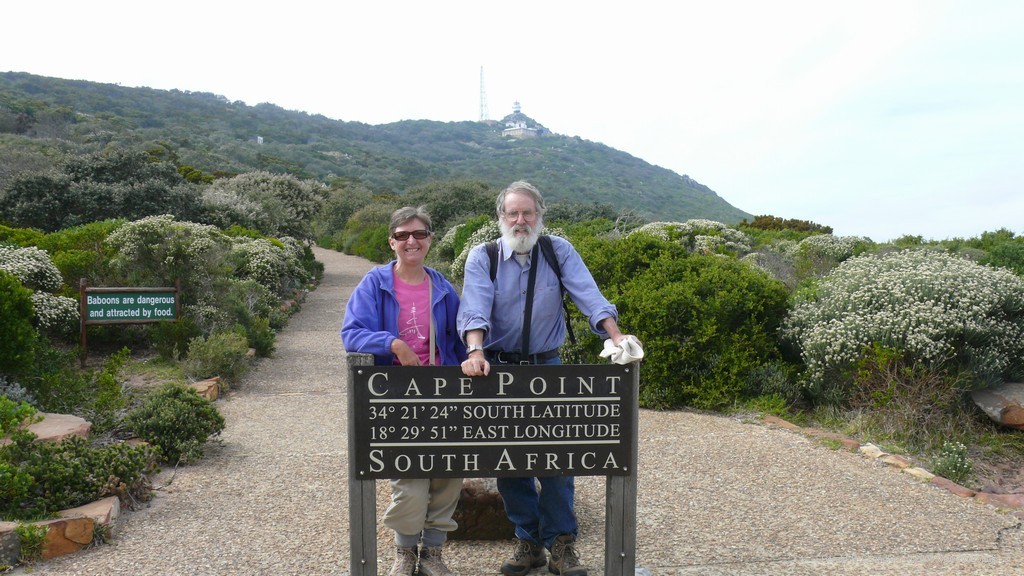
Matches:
[486,349,560,365]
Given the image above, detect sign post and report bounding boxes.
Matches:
[346,353,640,575]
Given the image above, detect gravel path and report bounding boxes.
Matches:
[17,247,1024,575]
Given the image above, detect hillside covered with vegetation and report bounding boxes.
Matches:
[0,71,750,224]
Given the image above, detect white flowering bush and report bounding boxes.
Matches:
[1,245,80,337]
[794,234,872,261]
[629,219,752,255]
[203,171,327,239]
[932,441,973,484]
[200,187,266,231]
[0,245,63,292]
[228,237,304,296]
[29,292,79,335]
[105,215,231,306]
[743,235,871,289]
[782,249,1024,396]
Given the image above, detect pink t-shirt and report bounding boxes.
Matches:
[393,274,433,365]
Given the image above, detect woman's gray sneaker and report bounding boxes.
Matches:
[418,545,455,576]
[389,545,417,576]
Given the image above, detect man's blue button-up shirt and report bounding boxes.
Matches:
[457,234,618,353]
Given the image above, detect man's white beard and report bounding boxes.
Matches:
[500,219,542,254]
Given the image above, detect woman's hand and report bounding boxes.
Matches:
[391,339,421,366]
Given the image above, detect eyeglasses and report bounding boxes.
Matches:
[503,210,537,221]
[392,229,431,241]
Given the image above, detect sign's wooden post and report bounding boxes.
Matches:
[79,279,88,368]
[345,355,640,576]
[348,352,377,576]
[605,363,639,576]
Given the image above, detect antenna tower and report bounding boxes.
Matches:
[479,66,489,122]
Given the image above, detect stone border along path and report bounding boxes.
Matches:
[11,246,1024,575]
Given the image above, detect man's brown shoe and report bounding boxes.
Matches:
[500,538,546,576]
[548,534,587,576]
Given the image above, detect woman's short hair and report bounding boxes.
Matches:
[389,206,433,236]
[496,181,546,219]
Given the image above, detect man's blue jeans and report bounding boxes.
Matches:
[497,475,577,548]
[496,355,576,548]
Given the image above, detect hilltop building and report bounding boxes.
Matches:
[501,101,545,138]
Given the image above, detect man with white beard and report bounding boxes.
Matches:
[457,181,631,576]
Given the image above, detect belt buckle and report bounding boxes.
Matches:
[520,358,531,365]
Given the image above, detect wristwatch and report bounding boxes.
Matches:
[466,345,484,355]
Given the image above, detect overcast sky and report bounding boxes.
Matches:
[3,1,1022,242]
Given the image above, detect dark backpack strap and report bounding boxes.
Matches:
[486,241,498,283]
[537,235,577,346]
[520,243,540,358]
[487,236,577,347]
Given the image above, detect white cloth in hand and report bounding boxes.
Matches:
[599,335,644,365]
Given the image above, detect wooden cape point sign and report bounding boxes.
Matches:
[346,353,640,576]
[350,363,634,479]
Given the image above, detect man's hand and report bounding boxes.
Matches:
[461,351,490,376]
[601,317,627,347]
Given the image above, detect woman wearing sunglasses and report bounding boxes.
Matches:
[341,206,467,576]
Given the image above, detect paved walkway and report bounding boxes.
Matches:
[17,247,1024,575]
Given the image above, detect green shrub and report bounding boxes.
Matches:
[841,344,973,453]
[782,249,1024,400]
[50,248,104,289]
[149,316,202,361]
[222,280,278,356]
[243,317,275,358]
[1,430,156,520]
[981,237,1024,276]
[571,234,791,410]
[0,271,38,377]
[310,184,375,249]
[15,523,48,564]
[126,382,225,464]
[35,219,122,255]
[342,202,398,263]
[181,329,250,382]
[0,224,45,247]
[0,396,40,436]
[345,224,392,264]
[23,346,132,436]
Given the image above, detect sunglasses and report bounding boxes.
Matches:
[392,229,431,241]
